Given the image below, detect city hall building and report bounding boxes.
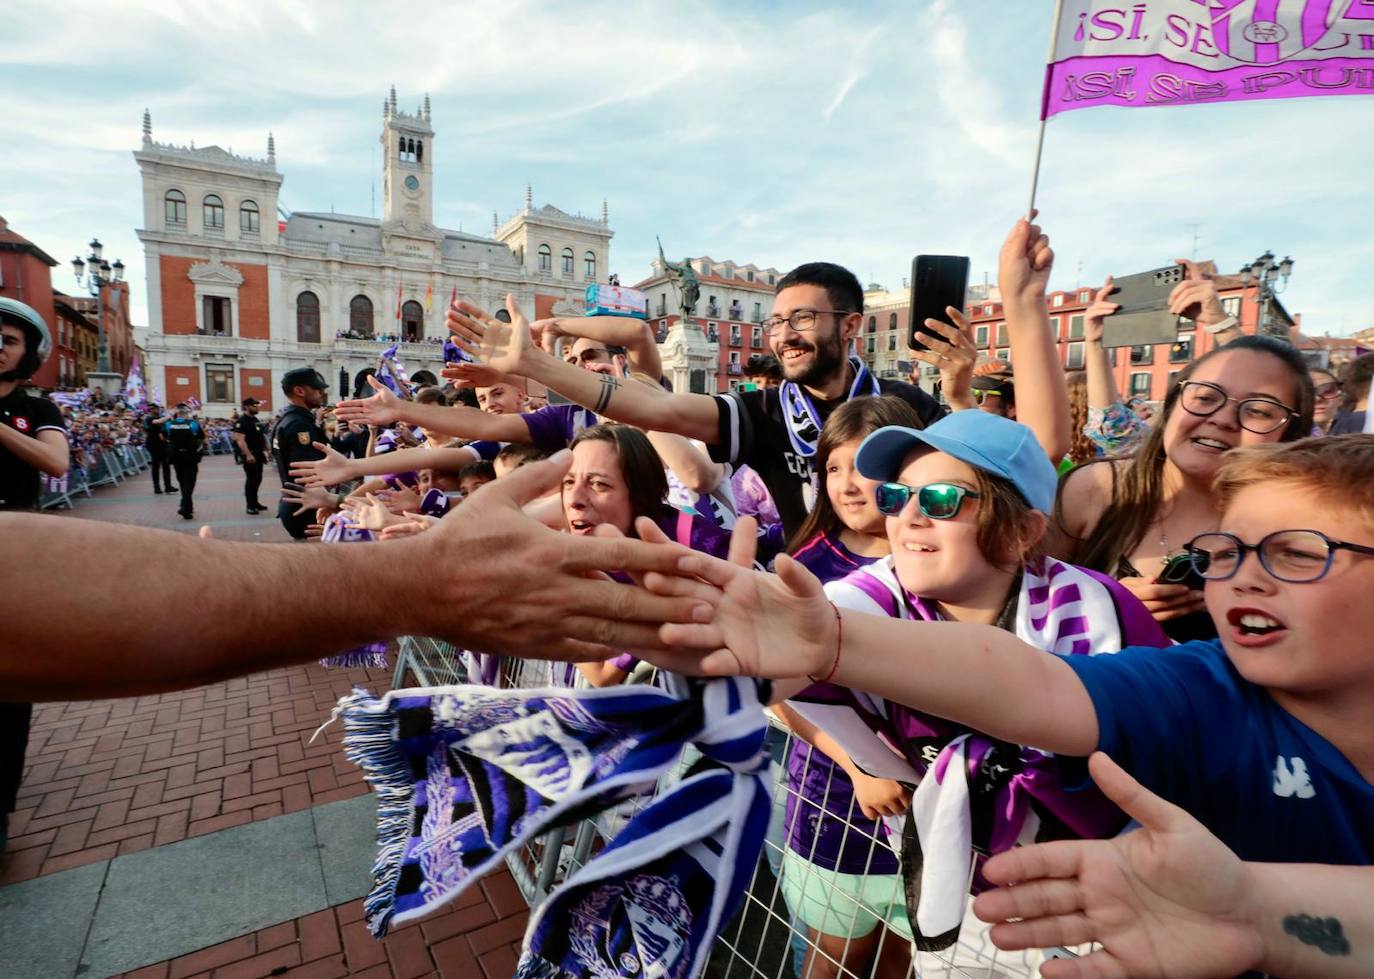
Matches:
[135,89,612,412]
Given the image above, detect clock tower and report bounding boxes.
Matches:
[381,87,435,230]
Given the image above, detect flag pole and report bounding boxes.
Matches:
[1028,0,1067,219]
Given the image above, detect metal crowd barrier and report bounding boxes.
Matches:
[39,445,151,510]
[387,638,1054,978]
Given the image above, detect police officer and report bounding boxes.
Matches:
[164,403,206,519]
[144,404,176,495]
[274,367,329,539]
[232,397,268,514]
[0,298,70,848]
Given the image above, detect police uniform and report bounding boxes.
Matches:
[235,399,268,512]
[144,410,175,494]
[164,410,204,518]
[0,387,68,844]
[274,368,329,539]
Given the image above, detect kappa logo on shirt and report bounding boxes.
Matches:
[1272,755,1316,800]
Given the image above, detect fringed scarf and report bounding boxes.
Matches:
[317,515,390,670]
[797,555,1169,950]
[336,674,773,978]
[778,355,879,459]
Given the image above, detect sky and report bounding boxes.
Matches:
[2,0,1372,336]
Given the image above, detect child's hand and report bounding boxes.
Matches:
[851,773,912,820]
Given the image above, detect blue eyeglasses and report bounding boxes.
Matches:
[874,481,979,519]
[1185,530,1374,584]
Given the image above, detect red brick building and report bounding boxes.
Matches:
[964,265,1294,402]
[0,215,60,388]
[52,294,100,388]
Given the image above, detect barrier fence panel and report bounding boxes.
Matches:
[382,641,1079,978]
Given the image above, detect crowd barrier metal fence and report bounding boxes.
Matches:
[41,445,150,510]
[389,636,1060,979]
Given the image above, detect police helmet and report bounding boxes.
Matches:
[0,298,53,380]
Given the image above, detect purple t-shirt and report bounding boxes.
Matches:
[784,531,899,875]
[520,403,598,452]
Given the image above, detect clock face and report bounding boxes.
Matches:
[404,175,420,192]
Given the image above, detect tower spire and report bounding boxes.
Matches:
[142,108,152,145]
[267,132,276,165]
[601,198,608,225]
[388,84,397,114]
[423,93,431,120]
[492,211,499,235]
[525,183,533,210]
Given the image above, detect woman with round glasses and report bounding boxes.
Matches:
[1055,335,1314,642]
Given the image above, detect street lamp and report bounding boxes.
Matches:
[1237,251,1294,339]
[71,238,125,376]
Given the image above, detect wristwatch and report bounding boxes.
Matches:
[1204,315,1240,335]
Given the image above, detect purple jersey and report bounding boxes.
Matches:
[784,531,898,874]
[520,403,598,452]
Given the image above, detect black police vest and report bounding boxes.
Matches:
[166,418,201,456]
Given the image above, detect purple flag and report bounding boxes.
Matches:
[1044,0,1374,118]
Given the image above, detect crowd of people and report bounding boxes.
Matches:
[3,212,1374,979]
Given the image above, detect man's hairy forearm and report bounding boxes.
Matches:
[4,514,420,700]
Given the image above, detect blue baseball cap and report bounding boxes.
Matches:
[854,411,1057,512]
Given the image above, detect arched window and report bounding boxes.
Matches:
[239,200,260,234]
[203,194,224,230]
[349,295,374,336]
[537,244,552,272]
[561,247,574,275]
[584,251,596,280]
[296,291,320,343]
[164,189,186,226]
[415,139,423,164]
[401,300,424,342]
[888,312,898,331]
[867,315,876,333]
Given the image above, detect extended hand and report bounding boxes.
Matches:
[1169,259,1227,327]
[440,361,511,389]
[999,210,1054,309]
[335,375,404,427]
[973,752,1262,979]
[911,306,976,408]
[851,773,913,821]
[1085,277,1121,344]
[446,294,534,377]
[288,442,353,488]
[281,482,338,517]
[637,517,835,679]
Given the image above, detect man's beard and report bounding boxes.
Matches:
[779,329,848,389]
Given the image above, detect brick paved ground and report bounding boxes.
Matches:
[5,454,530,977]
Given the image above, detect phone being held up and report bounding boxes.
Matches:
[909,255,970,351]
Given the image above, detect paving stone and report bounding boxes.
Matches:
[0,858,107,979]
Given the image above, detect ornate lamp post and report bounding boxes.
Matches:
[1237,251,1294,339]
[71,239,126,397]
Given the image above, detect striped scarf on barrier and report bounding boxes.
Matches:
[336,674,773,978]
[317,515,390,670]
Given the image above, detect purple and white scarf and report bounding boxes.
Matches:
[800,555,1169,949]
[335,674,772,978]
[317,515,389,670]
[778,354,879,459]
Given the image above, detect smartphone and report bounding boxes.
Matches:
[909,255,970,351]
[1099,265,1186,348]
[494,309,512,324]
[1155,551,1207,591]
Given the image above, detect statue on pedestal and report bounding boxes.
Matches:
[657,237,699,318]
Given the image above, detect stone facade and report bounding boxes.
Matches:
[135,92,612,413]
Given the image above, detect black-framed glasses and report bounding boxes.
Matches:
[874,481,980,519]
[759,308,850,337]
[1177,381,1295,435]
[1184,530,1374,584]
[1313,381,1342,401]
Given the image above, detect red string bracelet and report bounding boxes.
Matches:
[807,601,842,684]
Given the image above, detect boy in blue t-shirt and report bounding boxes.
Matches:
[657,435,1374,870]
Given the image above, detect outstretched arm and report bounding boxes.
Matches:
[289,443,481,487]
[448,296,721,443]
[537,314,663,380]
[2,454,711,701]
[335,375,532,442]
[641,518,1100,757]
[647,431,727,495]
[974,752,1374,979]
[999,213,1072,461]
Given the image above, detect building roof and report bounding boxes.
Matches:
[283,212,522,269]
[0,216,59,267]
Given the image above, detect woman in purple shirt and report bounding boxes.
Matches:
[777,396,925,979]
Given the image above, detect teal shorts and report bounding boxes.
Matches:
[780,848,912,940]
